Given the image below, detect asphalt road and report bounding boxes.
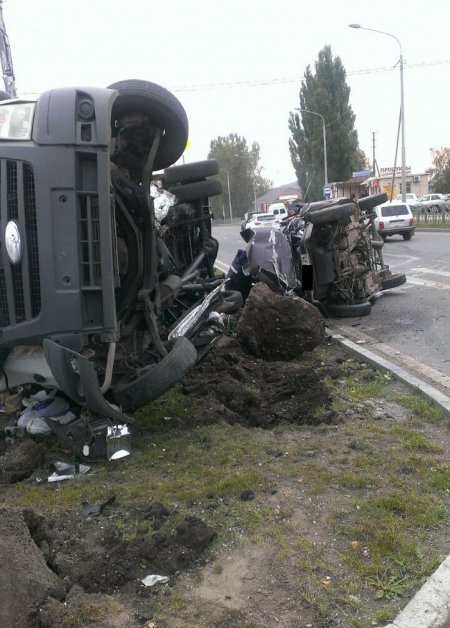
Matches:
[212,224,450,381]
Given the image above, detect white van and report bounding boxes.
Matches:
[268,202,287,219]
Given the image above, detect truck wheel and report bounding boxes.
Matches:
[308,203,355,225]
[114,337,197,412]
[167,179,222,202]
[108,79,189,171]
[164,160,219,184]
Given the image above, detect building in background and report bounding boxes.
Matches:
[256,181,302,213]
[331,167,429,200]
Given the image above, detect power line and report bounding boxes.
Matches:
[169,59,450,93]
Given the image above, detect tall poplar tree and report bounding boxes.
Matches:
[208,133,271,219]
[289,46,366,201]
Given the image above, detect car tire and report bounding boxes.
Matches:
[167,179,222,202]
[358,193,389,211]
[163,160,219,184]
[108,79,189,171]
[326,300,372,318]
[403,233,413,240]
[308,203,355,225]
[114,337,197,412]
[381,273,407,290]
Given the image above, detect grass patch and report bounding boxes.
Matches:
[395,393,446,423]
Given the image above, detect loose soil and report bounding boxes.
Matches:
[1,334,449,628]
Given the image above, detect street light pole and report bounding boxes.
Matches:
[295,108,328,188]
[221,169,233,222]
[349,24,406,202]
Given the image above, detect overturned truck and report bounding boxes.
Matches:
[0,80,235,434]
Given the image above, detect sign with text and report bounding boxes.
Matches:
[352,170,372,178]
[380,166,412,175]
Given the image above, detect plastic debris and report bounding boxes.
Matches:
[47,461,91,483]
[141,575,169,587]
[18,395,71,434]
[81,495,116,516]
[106,424,131,460]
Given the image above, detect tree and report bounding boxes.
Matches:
[208,133,272,219]
[430,147,450,193]
[288,45,366,201]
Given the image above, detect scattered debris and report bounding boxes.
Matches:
[81,495,116,516]
[141,574,170,587]
[48,461,91,483]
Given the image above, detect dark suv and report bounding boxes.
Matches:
[0,79,228,419]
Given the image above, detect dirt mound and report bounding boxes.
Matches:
[236,282,325,359]
[0,503,216,627]
[183,336,337,427]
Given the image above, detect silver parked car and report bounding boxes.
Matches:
[374,202,415,240]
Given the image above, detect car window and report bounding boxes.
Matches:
[381,205,409,217]
[254,214,276,221]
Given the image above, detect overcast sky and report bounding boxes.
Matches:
[3,0,449,186]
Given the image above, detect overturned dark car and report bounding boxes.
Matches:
[230,194,407,318]
[0,80,236,428]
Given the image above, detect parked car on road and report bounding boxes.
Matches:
[245,213,280,230]
[416,193,446,203]
[395,193,418,202]
[374,201,415,240]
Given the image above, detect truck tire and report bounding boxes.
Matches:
[114,337,197,412]
[167,179,222,202]
[163,160,219,184]
[108,79,189,171]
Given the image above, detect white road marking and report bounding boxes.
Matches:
[408,267,450,278]
[406,276,450,290]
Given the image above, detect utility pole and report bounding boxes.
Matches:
[372,132,376,176]
[0,0,16,97]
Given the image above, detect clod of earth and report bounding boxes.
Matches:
[236,282,325,360]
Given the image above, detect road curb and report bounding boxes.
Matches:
[327,327,450,628]
[327,329,450,417]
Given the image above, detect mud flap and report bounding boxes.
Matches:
[43,339,126,422]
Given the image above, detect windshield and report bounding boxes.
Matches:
[381,205,409,217]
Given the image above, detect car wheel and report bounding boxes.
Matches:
[403,233,413,240]
[113,337,197,412]
[163,159,219,184]
[358,193,389,211]
[381,273,407,290]
[308,203,355,225]
[326,300,372,318]
[108,79,189,171]
[167,179,222,202]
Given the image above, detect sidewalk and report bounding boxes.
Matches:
[328,326,450,628]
